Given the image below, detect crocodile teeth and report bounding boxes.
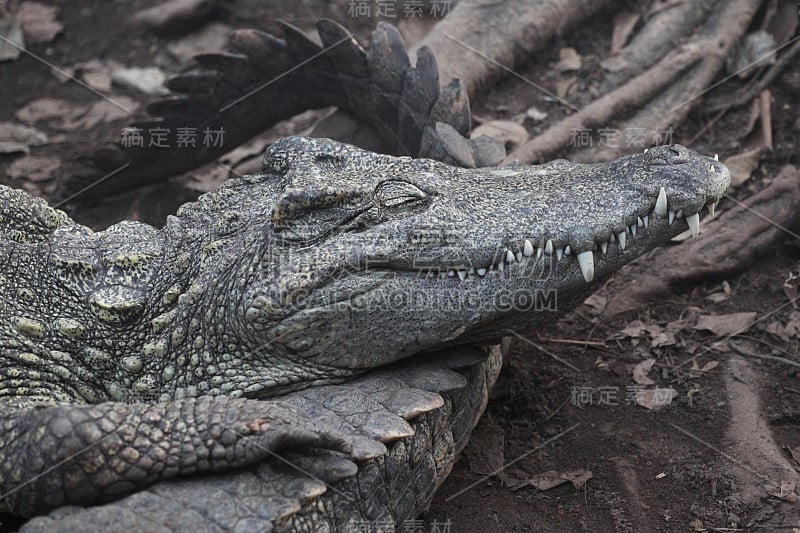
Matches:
[708,200,717,217]
[564,245,572,256]
[498,260,504,272]
[523,239,534,257]
[457,270,467,281]
[477,267,487,276]
[630,224,637,238]
[556,247,564,260]
[600,241,608,254]
[655,187,668,217]
[617,231,626,250]
[506,249,515,263]
[536,246,543,258]
[714,153,719,161]
[642,215,649,228]
[644,148,649,153]
[544,239,553,255]
[577,251,594,283]
[686,212,700,237]
[637,216,644,228]
[668,211,676,225]
[709,163,716,172]
[439,272,447,279]
[448,269,456,277]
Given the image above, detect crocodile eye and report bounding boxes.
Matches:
[374,180,427,209]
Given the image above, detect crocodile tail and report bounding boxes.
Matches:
[53,20,503,203]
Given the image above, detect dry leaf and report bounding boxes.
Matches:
[17,1,62,44]
[556,47,582,72]
[706,292,729,303]
[600,55,629,72]
[610,11,639,53]
[7,155,61,182]
[82,71,113,92]
[694,312,756,337]
[0,11,24,62]
[471,120,529,148]
[112,66,168,95]
[509,468,592,491]
[168,23,233,65]
[59,97,138,131]
[632,358,656,385]
[555,77,576,100]
[723,148,764,187]
[15,97,73,124]
[635,387,677,410]
[562,468,593,489]
[0,122,48,154]
[526,106,548,122]
[689,359,719,378]
[765,480,798,502]
[583,293,607,315]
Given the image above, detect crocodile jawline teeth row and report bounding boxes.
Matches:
[419,187,720,284]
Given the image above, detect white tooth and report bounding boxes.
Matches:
[428,271,435,278]
[668,211,676,225]
[468,268,475,275]
[506,249,515,263]
[457,270,467,281]
[498,261,504,272]
[630,224,636,238]
[523,239,534,257]
[676,209,683,219]
[617,231,626,250]
[655,187,668,216]
[516,252,523,262]
[708,200,717,217]
[536,246,543,258]
[609,233,615,242]
[600,241,608,254]
[709,163,716,172]
[714,153,719,161]
[545,239,553,255]
[564,245,572,256]
[644,148,649,153]
[637,216,644,228]
[577,250,594,283]
[556,247,564,260]
[686,212,700,237]
[477,268,487,276]
[643,215,649,228]
[439,272,447,279]
[448,269,455,277]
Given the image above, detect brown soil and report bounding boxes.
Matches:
[2,1,800,532]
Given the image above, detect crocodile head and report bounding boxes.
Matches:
[224,137,729,373]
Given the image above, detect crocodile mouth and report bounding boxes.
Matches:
[410,170,725,285]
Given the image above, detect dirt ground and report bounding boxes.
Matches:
[2,1,800,532]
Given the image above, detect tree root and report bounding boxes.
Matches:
[414,0,613,98]
[603,165,800,316]
[507,0,765,165]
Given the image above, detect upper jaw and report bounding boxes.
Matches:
[379,150,730,285]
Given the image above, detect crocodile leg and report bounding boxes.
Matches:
[0,397,350,517]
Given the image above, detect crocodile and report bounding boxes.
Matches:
[1,134,728,530]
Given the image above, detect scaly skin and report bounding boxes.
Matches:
[0,137,729,521]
